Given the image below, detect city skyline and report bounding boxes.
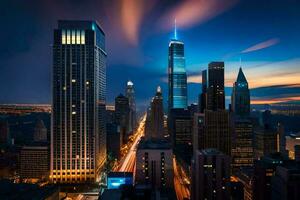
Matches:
[1,0,300,109]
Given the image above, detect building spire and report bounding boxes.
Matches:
[174,18,177,40]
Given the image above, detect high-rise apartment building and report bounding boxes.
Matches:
[51,20,107,183]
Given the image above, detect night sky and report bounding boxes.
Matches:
[1,0,300,111]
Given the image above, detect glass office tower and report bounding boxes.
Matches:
[51,20,107,183]
[168,37,187,111]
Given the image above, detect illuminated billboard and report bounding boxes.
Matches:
[107,172,133,189]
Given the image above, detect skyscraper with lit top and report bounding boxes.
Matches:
[168,21,187,111]
[51,20,106,183]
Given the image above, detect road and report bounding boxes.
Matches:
[117,114,146,172]
[173,158,190,200]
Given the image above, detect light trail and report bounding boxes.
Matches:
[117,114,146,172]
[173,158,190,200]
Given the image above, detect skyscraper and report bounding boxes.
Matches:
[231,68,250,116]
[231,68,253,169]
[126,80,136,133]
[51,20,107,183]
[115,94,129,145]
[168,27,187,111]
[207,62,225,111]
[199,70,207,113]
[147,86,164,140]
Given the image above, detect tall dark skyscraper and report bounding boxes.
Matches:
[207,62,225,111]
[125,80,136,133]
[51,20,107,183]
[231,67,250,116]
[231,68,253,169]
[199,70,207,113]
[168,25,187,111]
[115,94,129,145]
[146,86,164,140]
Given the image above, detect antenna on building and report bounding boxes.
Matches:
[239,57,242,68]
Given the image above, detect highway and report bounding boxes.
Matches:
[173,158,190,200]
[117,114,146,172]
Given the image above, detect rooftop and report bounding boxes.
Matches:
[137,138,172,150]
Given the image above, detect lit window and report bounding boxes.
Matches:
[72,30,76,44]
[72,79,76,83]
[81,30,85,44]
[72,111,76,115]
[66,30,71,44]
[62,30,66,44]
[76,30,80,44]
[86,81,89,85]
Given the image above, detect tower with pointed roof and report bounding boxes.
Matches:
[231,67,250,116]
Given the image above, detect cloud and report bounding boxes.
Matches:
[242,38,280,53]
[157,0,238,31]
[120,0,157,45]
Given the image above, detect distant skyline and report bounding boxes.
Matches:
[1,0,300,110]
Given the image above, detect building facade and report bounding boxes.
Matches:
[135,139,173,189]
[207,62,225,111]
[125,80,137,133]
[203,110,231,155]
[191,149,231,200]
[20,145,49,180]
[115,94,129,145]
[231,118,254,169]
[199,70,207,113]
[148,86,164,140]
[51,20,107,183]
[169,108,193,164]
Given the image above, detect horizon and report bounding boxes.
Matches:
[1,0,300,110]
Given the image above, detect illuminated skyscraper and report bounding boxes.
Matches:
[207,62,225,111]
[231,67,250,116]
[168,23,187,111]
[51,20,107,183]
[126,80,136,133]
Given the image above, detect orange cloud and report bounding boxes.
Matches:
[242,38,280,53]
[120,0,157,45]
[158,0,238,31]
[251,96,300,105]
